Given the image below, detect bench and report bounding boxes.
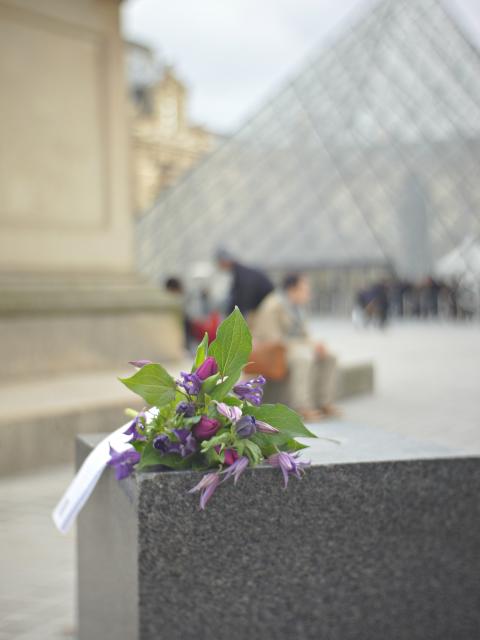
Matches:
[261,361,374,405]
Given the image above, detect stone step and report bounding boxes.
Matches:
[0,275,185,383]
[0,368,173,476]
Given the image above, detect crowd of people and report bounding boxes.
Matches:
[354,276,478,328]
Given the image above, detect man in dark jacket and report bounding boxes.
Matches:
[216,248,274,317]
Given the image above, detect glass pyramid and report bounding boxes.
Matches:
[137,0,480,283]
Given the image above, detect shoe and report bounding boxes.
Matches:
[320,404,342,418]
[299,408,324,422]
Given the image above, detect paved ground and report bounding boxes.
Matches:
[0,319,479,638]
[0,466,75,640]
[312,318,480,452]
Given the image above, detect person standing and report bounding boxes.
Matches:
[216,248,274,321]
[253,273,339,420]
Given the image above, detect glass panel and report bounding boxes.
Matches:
[137,0,480,279]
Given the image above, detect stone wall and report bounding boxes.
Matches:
[0,0,184,383]
[0,0,133,275]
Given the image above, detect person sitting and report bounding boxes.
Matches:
[253,273,340,421]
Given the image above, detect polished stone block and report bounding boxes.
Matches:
[77,425,480,640]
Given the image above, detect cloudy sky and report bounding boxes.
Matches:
[122,0,480,134]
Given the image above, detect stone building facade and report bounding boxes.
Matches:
[127,42,219,214]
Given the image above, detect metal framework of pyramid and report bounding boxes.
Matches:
[137,0,480,282]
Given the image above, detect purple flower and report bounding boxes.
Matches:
[125,413,146,442]
[176,401,196,417]
[192,416,220,441]
[235,415,257,438]
[153,430,197,458]
[233,376,266,405]
[221,455,249,485]
[170,428,197,458]
[215,402,242,423]
[195,356,218,380]
[255,420,279,434]
[107,446,140,480]
[188,472,221,510]
[177,371,201,395]
[267,451,310,488]
[128,359,152,368]
[153,434,170,452]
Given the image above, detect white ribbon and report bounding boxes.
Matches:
[52,421,134,534]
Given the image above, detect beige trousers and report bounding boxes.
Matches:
[286,341,337,411]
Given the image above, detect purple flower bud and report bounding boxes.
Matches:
[235,415,257,438]
[215,402,242,423]
[224,448,239,466]
[195,356,218,380]
[214,446,239,466]
[176,401,196,417]
[192,416,221,441]
[128,359,152,368]
[255,420,279,434]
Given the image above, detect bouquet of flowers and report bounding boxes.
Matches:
[109,307,316,509]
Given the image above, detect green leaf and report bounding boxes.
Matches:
[245,403,317,439]
[244,440,262,465]
[131,440,147,453]
[235,440,246,456]
[192,332,209,371]
[209,367,243,400]
[151,399,176,426]
[209,307,252,377]
[180,415,202,426]
[250,432,279,457]
[137,442,163,469]
[138,442,190,471]
[200,432,230,453]
[201,373,221,394]
[250,431,304,457]
[284,438,310,452]
[220,396,243,407]
[119,364,176,406]
[205,447,222,466]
